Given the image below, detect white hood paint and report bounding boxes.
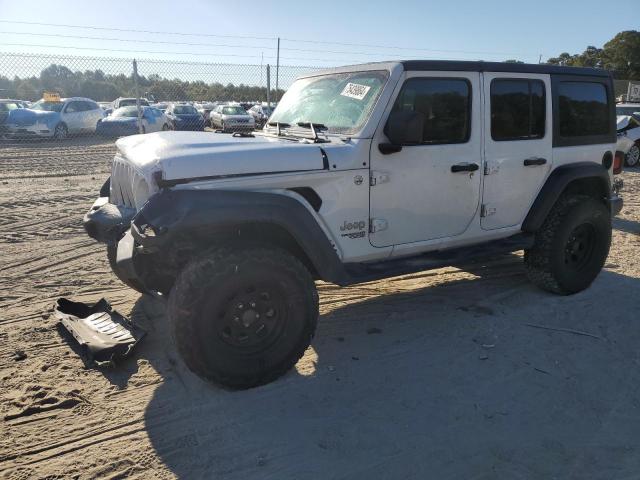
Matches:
[116,131,326,180]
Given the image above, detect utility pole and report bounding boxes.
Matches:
[266,64,271,106]
[275,37,280,103]
[132,59,143,134]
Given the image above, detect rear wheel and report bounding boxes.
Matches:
[168,247,319,389]
[625,144,640,167]
[525,194,611,295]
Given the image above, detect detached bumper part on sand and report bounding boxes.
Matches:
[55,298,146,367]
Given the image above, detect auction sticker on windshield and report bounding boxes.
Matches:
[341,83,371,100]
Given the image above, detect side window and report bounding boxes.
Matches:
[86,101,99,111]
[491,79,545,141]
[558,81,609,138]
[390,78,471,144]
[64,101,79,113]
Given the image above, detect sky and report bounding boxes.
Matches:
[0,0,638,68]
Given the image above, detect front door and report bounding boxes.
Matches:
[62,101,85,133]
[369,72,482,247]
[481,73,553,229]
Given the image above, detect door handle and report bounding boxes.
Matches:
[523,157,547,166]
[451,162,479,173]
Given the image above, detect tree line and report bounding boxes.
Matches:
[0,30,638,102]
[0,64,285,102]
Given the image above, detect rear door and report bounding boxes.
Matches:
[481,73,552,229]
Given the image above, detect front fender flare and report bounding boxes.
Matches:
[131,189,349,285]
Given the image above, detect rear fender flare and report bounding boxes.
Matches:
[522,162,611,232]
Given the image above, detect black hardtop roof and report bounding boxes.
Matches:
[401,60,610,77]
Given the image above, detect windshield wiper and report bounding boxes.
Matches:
[296,122,328,143]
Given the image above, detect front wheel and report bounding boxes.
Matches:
[525,194,611,295]
[625,144,640,167]
[168,247,319,389]
[53,123,68,140]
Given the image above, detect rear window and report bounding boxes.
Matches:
[173,105,197,114]
[491,79,545,141]
[558,82,609,138]
[222,106,247,115]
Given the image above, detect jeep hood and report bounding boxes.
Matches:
[115,131,326,180]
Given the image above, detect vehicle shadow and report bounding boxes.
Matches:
[137,260,640,479]
[613,216,640,235]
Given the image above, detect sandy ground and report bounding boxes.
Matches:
[1,137,640,479]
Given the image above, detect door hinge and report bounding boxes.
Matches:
[480,204,496,217]
[484,161,500,175]
[369,218,388,233]
[370,171,390,186]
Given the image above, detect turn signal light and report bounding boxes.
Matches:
[613,151,624,175]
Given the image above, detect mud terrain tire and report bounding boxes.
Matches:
[525,194,611,295]
[168,247,319,389]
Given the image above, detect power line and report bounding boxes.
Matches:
[0,43,375,64]
[0,30,525,59]
[0,19,541,58]
[0,20,275,42]
[0,31,276,51]
[0,43,278,61]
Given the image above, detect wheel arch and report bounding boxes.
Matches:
[522,162,611,233]
[131,189,349,288]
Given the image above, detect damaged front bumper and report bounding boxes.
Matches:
[84,196,142,291]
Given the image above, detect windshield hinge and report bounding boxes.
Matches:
[370,171,390,186]
[484,161,500,175]
[369,218,389,233]
[480,204,496,217]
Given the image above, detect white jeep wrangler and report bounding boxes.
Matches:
[85,60,624,388]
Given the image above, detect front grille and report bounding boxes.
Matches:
[109,156,143,208]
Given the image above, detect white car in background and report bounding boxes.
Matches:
[4,97,105,139]
[209,104,255,132]
[616,103,640,167]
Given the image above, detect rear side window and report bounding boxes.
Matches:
[558,82,609,138]
[391,78,471,144]
[491,79,545,141]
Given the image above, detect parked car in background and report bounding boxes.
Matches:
[98,102,112,111]
[112,97,151,109]
[3,97,104,139]
[248,104,274,128]
[0,100,24,138]
[617,112,640,167]
[105,97,151,116]
[96,106,171,137]
[196,102,217,127]
[616,103,640,117]
[152,103,169,112]
[166,103,205,131]
[209,104,255,132]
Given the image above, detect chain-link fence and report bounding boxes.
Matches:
[0,52,318,145]
[0,52,320,180]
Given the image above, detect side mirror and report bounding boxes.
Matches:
[385,111,424,145]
